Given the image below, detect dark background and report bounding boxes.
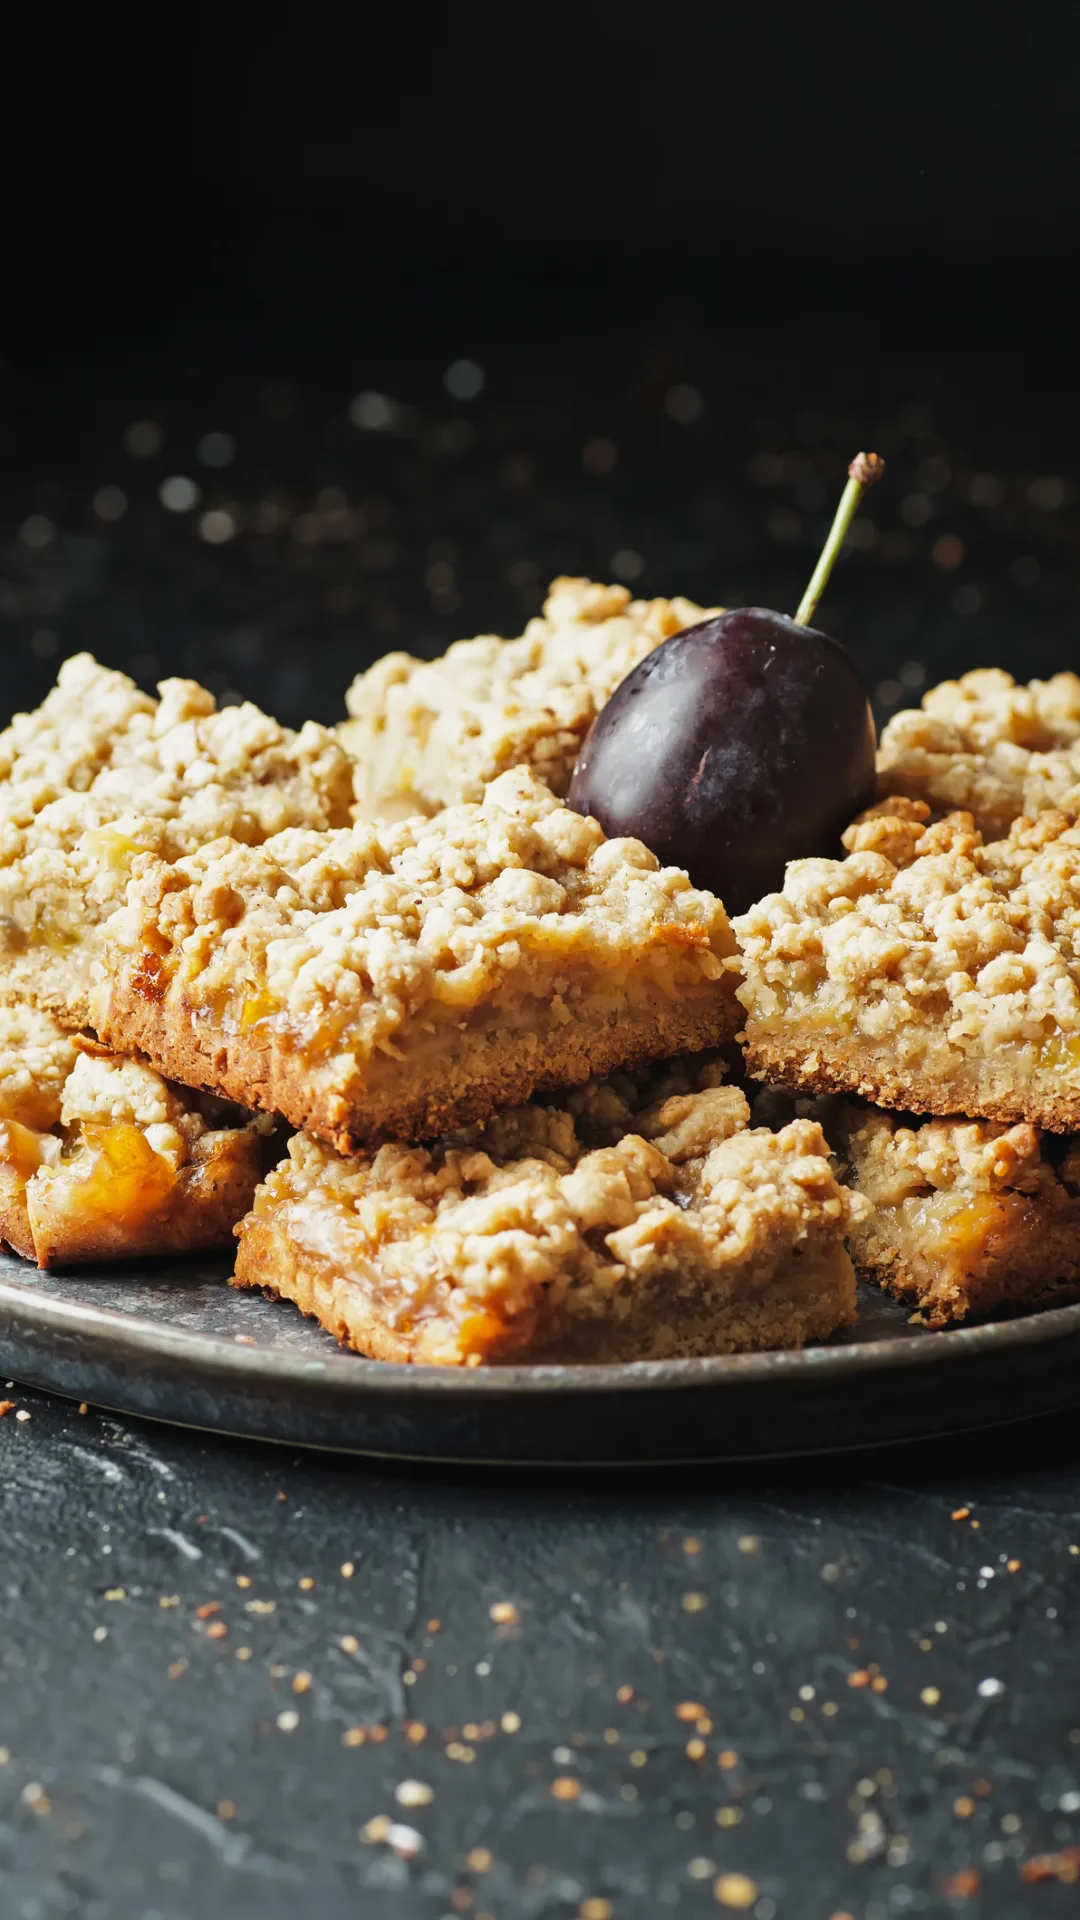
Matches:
[22,1,1080,355]
[3,0,1079,729]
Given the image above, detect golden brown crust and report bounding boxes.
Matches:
[1,1122,271,1270]
[0,1169,35,1261]
[100,976,738,1152]
[741,1036,1080,1134]
[235,1214,419,1363]
[849,1195,1080,1326]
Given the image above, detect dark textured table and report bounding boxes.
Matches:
[3,1388,1080,1918]
[3,320,1080,1915]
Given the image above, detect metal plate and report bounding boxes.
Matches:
[4,1250,1080,1461]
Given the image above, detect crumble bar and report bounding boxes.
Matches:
[340,577,720,819]
[750,1083,1080,1326]
[233,1054,863,1364]
[0,653,354,1027]
[878,667,1080,840]
[735,796,1080,1132]
[92,768,740,1150]
[0,1005,272,1268]
[835,1103,1080,1325]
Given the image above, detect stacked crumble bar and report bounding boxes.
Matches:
[735,796,1080,1127]
[750,1082,1080,1328]
[91,767,740,1148]
[0,652,354,1027]
[0,654,349,1265]
[832,1105,1080,1327]
[737,662,1080,1322]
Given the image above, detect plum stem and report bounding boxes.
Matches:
[794,452,885,628]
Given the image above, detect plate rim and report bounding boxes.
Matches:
[5,1268,1080,1396]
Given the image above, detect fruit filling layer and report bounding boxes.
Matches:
[0,1005,271,1267]
[831,1102,1080,1325]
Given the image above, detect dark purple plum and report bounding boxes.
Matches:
[568,607,876,914]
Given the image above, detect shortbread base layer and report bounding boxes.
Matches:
[100,990,739,1152]
[743,1030,1080,1135]
[847,1192,1080,1327]
[233,1216,856,1365]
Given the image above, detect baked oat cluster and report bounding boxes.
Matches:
[735,797,1080,1130]
[878,667,1080,840]
[0,652,353,830]
[0,653,354,1026]
[841,1107,1054,1205]
[0,1002,79,1134]
[234,1055,862,1364]
[340,576,719,819]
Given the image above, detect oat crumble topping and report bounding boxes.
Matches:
[878,668,1080,839]
[835,1106,1072,1208]
[341,577,720,818]
[0,1005,80,1132]
[0,652,353,852]
[0,653,354,1021]
[735,798,1080,1068]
